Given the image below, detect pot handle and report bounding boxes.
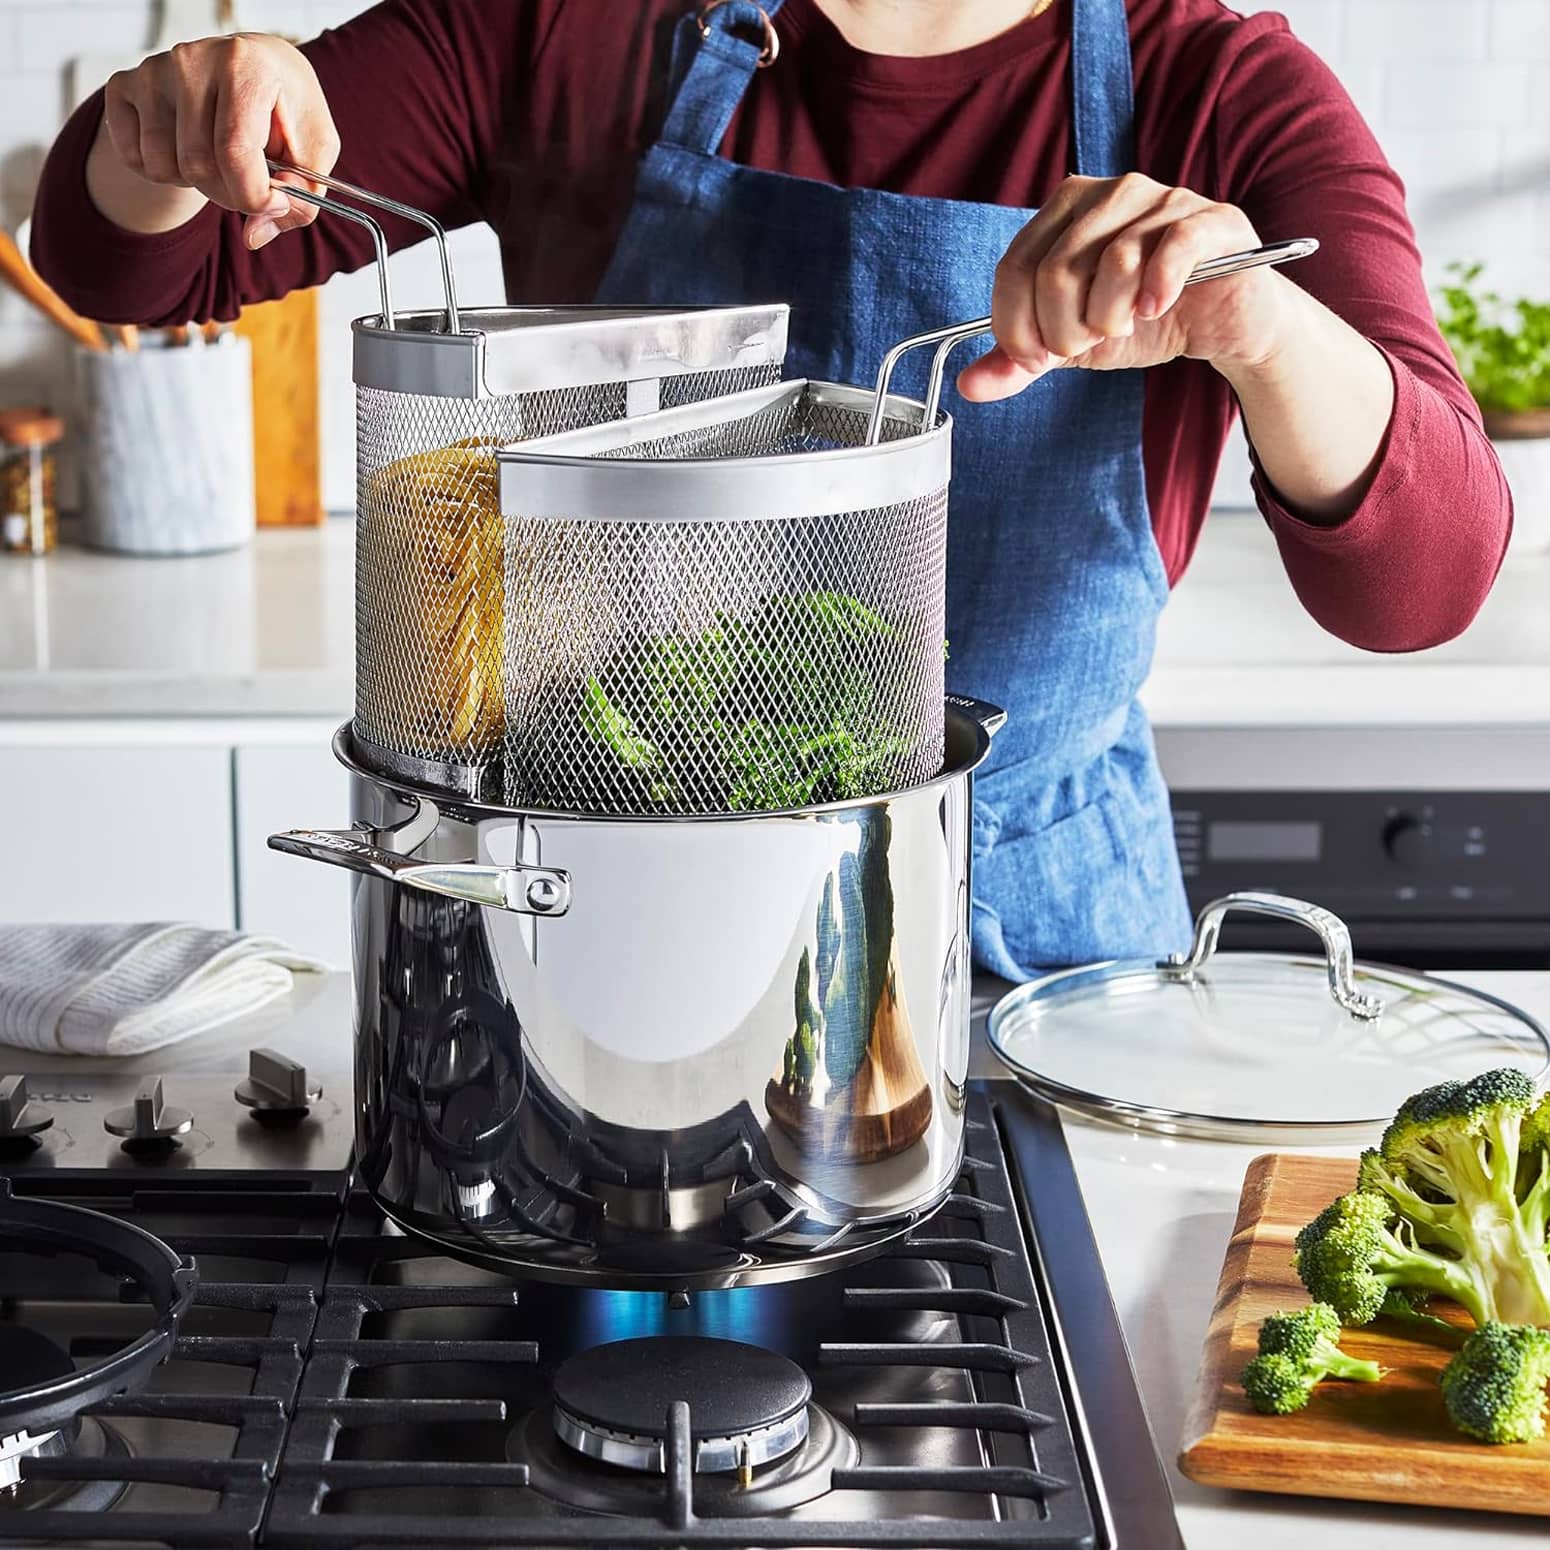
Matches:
[944,693,1007,738]
[268,826,572,917]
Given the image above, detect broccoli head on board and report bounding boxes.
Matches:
[1240,1303,1382,1415]
[1352,1068,1550,1328]
[1441,1322,1550,1444]
[1294,1191,1494,1328]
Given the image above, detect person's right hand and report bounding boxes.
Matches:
[101,33,339,249]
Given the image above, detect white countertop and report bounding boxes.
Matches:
[3,514,1548,726]
[28,964,1550,1547]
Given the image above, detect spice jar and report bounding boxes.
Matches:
[0,409,63,555]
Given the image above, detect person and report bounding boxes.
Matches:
[32,0,1512,980]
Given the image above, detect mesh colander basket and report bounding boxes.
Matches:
[350,306,787,800]
[271,154,788,802]
[496,378,952,816]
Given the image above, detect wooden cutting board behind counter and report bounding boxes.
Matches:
[234,290,324,527]
[71,0,325,527]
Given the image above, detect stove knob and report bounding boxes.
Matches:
[104,1077,193,1146]
[0,1075,54,1141]
[1382,813,1433,869]
[235,1048,321,1119]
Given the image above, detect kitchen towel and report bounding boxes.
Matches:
[0,924,325,1056]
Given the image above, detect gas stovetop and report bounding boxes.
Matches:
[0,1066,1179,1548]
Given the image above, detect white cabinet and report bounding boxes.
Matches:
[0,723,352,962]
[0,744,235,926]
[233,740,352,967]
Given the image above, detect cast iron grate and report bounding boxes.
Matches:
[260,1093,1102,1548]
[0,1178,340,1547]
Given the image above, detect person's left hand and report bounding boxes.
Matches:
[956,173,1293,402]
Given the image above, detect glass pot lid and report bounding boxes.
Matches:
[987,892,1550,1143]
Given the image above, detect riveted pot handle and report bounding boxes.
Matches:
[945,693,1007,738]
[1160,891,1382,1021]
[268,827,571,917]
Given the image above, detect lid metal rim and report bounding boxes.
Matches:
[988,955,1550,1141]
[1005,1070,1396,1144]
[498,379,950,522]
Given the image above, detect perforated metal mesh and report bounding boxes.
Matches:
[352,363,781,791]
[502,388,947,816]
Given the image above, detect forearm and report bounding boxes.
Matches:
[84,112,208,235]
[1254,349,1511,652]
[1219,277,1396,522]
[33,0,501,324]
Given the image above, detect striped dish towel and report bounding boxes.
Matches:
[0,924,325,1055]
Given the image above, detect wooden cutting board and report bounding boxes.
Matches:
[234,289,325,527]
[1180,1152,1550,1515]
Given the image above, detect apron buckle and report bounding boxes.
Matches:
[696,1,781,68]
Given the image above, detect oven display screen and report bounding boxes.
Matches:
[1207,821,1322,863]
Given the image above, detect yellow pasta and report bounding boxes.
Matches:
[366,438,506,757]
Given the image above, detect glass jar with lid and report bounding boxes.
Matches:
[0,409,64,555]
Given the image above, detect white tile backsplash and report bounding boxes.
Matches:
[1342,0,1489,60]
[1491,0,1550,60]
[15,6,148,73]
[0,0,1544,513]
[1383,60,1535,129]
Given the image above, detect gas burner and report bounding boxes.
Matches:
[515,1388,857,1518]
[0,1330,134,1509]
[0,1417,130,1513]
[551,1336,811,1478]
[0,1180,196,1488]
[0,1327,73,1492]
[517,1253,957,1367]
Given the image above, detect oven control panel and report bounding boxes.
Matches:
[1170,790,1550,964]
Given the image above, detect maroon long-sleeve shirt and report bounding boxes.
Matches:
[32,0,1511,651]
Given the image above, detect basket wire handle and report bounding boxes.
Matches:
[265,158,462,334]
[866,237,1320,445]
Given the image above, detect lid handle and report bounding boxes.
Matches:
[1160,891,1384,1021]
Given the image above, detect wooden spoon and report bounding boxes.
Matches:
[0,230,107,352]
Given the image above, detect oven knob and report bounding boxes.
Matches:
[1382,813,1433,868]
[0,1076,53,1141]
[235,1048,321,1120]
[105,1077,193,1147]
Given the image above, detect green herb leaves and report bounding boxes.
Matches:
[1436,262,1550,415]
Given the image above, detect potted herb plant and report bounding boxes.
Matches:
[1437,262,1550,553]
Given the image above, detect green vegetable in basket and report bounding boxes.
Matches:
[578,590,914,812]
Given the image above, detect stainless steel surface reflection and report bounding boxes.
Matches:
[326,703,999,1288]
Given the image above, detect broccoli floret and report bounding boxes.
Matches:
[1294,1192,1493,1327]
[1241,1354,1319,1415]
[1520,1088,1550,1158]
[1441,1322,1550,1443]
[1240,1303,1382,1415]
[1258,1303,1383,1376]
[1354,1069,1550,1327]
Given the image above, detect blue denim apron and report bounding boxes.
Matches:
[596,0,1192,977]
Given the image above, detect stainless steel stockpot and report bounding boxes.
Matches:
[272,697,1003,1289]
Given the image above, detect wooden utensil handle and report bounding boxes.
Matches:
[0,231,106,352]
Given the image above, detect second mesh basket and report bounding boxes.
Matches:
[267,156,790,803]
[496,377,952,816]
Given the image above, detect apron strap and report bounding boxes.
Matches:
[661,0,1133,177]
[1070,0,1137,178]
[660,0,787,157]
